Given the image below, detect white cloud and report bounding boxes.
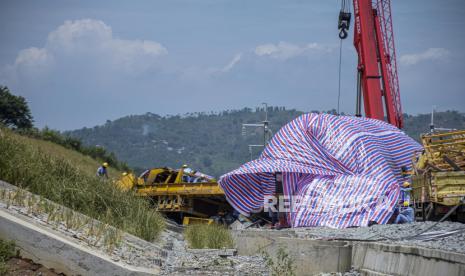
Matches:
[15,47,52,67]
[221,53,242,72]
[254,42,331,60]
[5,19,167,79]
[400,48,449,66]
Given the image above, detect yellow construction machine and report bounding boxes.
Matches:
[411,130,465,221]
[116,166,231,223]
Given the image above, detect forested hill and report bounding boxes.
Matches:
[67,108,465,177]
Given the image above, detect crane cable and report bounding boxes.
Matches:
[337,38,343,115]
[337,0,351,115]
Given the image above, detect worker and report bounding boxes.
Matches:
[96,162,109,178]
[393,179,414,223]
[400,181,412,205]
[182,164,193,174]
[395,201,415,224]
[182,164,193,182]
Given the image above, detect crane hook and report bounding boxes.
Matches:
[338,11,351,40]
[339,28,348,39]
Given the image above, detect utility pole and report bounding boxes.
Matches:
[241,103,273,160]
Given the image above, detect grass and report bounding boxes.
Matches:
[262,247,296,276]
[0,127,164,241]
[184,224,234,249]
[7,130,121,178]
[0,239,15,276]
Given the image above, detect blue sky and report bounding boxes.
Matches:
[0,0,464,130]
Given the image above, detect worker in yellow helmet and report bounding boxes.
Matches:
[394,180,414,224]
[182,164,194,182]
[97,162,109,179]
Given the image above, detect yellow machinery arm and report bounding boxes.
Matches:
[115,166,229,218]
[136,182,224,197]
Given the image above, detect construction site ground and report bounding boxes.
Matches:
[0,180,267,275]
[1,180,465,275]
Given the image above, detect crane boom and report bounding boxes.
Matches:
[375,0,403,128]
[349,0,403,128]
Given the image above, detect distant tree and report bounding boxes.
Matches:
[0,86,33,129]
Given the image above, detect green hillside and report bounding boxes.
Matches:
[0,127,164,241]
[4,130,121,178]
[68,108,465,177]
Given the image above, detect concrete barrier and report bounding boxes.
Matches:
[352,242,465,276]
[0,208,159,276]
[233,229,352,275]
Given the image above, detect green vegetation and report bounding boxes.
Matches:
[68,108,465,177]
[262,247,296,276]
[0,86,33,129]
[17,127,130,172]
[0,128,164,241]
[0,239,15,276]
[403,111,465,139]
[68,107,304,177]
[184,224,234,249]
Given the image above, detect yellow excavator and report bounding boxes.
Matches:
[116,166,231,224]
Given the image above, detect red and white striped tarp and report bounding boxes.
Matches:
[219,113,422,228]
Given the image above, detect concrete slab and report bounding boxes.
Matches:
[352,242,465,276]
[233,229,352,275]
[0,208,159,276]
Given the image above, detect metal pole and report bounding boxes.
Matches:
[262,102,269,146]
[355,70,362,117]
[430,105,435,132]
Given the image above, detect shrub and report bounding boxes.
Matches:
[262,247,296,276]
[184,224,234,249]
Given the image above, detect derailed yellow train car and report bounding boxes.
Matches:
[116,166,231,221]
[412,130,465,221]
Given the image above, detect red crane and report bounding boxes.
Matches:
[338,0,403,128]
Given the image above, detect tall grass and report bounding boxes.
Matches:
[184,224,234,249]
[0,128,164,241]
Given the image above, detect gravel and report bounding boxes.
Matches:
[295,221,465,254]
[160,227,268,275]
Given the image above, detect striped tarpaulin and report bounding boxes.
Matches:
[219,113,422,228]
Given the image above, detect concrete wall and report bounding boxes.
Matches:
[352,242,465,276]
[235,229,465,276]
[233,229,352,275]
[0,209,158,276]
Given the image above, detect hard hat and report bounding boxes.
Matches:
[182,164,188,168]
[403,181,410,187]
[403,201,409,207]
[103,162,109,167]
[122,172,128,176]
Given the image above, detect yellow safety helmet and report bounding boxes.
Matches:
[102,162,109,168]
[403,201,409,207]
[402,181,410,188]
[122,172,128,176]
